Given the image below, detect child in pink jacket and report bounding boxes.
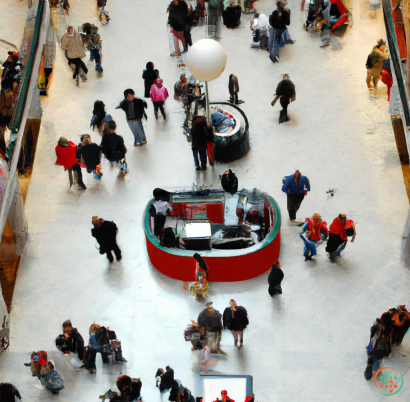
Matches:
[150,78,169,119]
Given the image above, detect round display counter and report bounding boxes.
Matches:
[145,189,280,282]
[210,102,250,163]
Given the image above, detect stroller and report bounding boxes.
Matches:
[175,75,205,135]
[25,352,64,395]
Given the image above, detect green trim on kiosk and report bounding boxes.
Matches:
[144,194,281,257]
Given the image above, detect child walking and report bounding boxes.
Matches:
[150,78,169,120]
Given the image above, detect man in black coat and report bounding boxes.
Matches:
[268,261,284,296]
[272,74,296,124]
[91,216,122,262]
[223,299,249,350]
[100,120,127,163]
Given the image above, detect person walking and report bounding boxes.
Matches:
[76,135,102,180]
[150,78,169,120]
[198,302,226,355]
[142,62,159,98]
[223,299,249,350]
[268,261,284,296]
[271,74,295,123]
[281,170,310,224]
[55,136,86,189]
[82,23,103,77]
[269,1,290,63]
[228,74,240,105]
[116,89,148,146]
[100,120,127,163]
[91,216,122,263]
[61,26,88,87]
[97,0,111,24]
[191,116,208,171]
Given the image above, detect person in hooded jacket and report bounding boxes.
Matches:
[223,299,249,350]
[143,62,159,98]
[268,261,284,296]
[150,78,169,119]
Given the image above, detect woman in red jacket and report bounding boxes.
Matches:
[55,137,86,189]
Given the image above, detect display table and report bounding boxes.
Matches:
[210,102,250,163]
[145,191,281,282]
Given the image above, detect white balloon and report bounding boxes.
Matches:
[186,39,227,82]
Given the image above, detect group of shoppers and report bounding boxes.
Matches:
[365,305,410,380]
[282,170,357,262]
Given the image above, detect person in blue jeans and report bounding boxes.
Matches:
[116,89,148,146]
[268,1,290,62]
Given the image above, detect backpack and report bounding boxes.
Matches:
[184,325,201,342]
[55,334,70,353]
[43,370,64,393]
[160,227,177,248]
[70,329,84,354]
[31,351,48,366]
[95,326,110,346]
[220,169,238,195]
[182,387,195,402]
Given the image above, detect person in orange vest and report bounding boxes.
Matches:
[214,390,235,402]
[325,214,356,261]
[392,305,410,346]
[300,213,329,261]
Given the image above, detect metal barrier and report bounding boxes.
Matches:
[0,0,49,245]
[382,0,410,126]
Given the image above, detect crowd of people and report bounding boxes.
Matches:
[0,0,403,400]
[365,306,410,380]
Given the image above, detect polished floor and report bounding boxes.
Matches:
[1,0,410,401]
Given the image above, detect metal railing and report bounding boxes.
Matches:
[0,0,49,245]
[382,0,410,126]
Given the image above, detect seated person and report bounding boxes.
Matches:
[223,1,242,29]
[152,199,173,237]
[251,13,269,48]
[211,107,235,133]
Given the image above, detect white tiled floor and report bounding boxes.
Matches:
[1,0,410,401]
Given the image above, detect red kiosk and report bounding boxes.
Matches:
[145,188,281,282]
